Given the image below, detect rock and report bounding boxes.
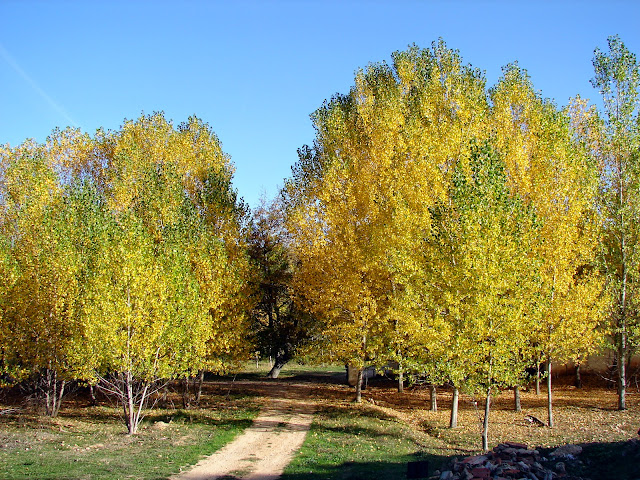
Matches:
[504,441,528,449]
[439,470,454,480]
[470,467,490,478]
[517,461,531,472]
[446,442,556,480]
[460,470,474,480]
[462,455,489,465]
[555,461,566,473]
[500,468,521,476]
[550,444,582,458]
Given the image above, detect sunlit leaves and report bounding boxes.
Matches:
[0,113,251,427]
[592,35,640,409]
[286,41,490,395]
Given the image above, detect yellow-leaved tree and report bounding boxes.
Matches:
[491,64,605,427]
[285,41,487,401]
[76,113,252,433]
[0,140,91,417]
[0,114,252,431]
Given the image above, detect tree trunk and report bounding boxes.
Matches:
[122,371,150,435]
[618,198,628,411]
[267,358,286,378]
[574,363,582,389]
[44,369,54,416]
[429,385,437,411]
[449,387,459,428]
[535,362,541,395]
[547,358,553,428]
[267,347,291,379]
[43,369,66,417]
[618,332,627,410]
[125,372,135,435]
[514,386,521,412]
[482,388,491,452]
[89,384,98,406]
[55,380,65,417]
[182,376,191,409]
[354,368,364,403]
[195,370,205,405]
[397,366,404,393]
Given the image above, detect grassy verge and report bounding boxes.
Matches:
[281,403,455,480]
[0,397,260,480]
[232,361,345,380]
[283,377,640,480]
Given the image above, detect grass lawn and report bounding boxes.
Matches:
[0,390,260,480]
[1,367,639,480]
[282,404,452,480]
[284,372,640,480]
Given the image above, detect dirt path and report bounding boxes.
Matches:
[171,381,318,480]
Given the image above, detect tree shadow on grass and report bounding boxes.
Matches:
[281,455,453,480]
[141,409,256,429]
[572,439,640,480]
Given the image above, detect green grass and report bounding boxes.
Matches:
[0,402,260,480]
[281,404,454,480]
[226,361,345,381]
[3,370,637,480]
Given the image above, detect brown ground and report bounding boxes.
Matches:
[4,368,636,479]
[172,370,640,479]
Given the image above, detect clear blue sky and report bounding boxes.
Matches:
[2,1,639,209]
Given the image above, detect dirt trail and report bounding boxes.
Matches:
[171,380,318,480]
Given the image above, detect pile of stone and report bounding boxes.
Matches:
[436,441,578,480]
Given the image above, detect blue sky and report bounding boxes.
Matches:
[2,1,639,209]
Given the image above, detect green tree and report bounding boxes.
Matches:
[591,35,640,411]
[429,141,540,450]
[248,197,313,378]
[0,114,252,430]
[0,142,89,416]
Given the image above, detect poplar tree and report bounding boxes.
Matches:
[79,113,251,433]
[285,41,483,401]
[0,114,252,429]
[491,64,604,426]
[430,141,540,450]
[0,142,89,416]
[591,35,640,411]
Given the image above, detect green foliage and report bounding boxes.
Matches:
[591,35,640,409]
[248,197,315,375]
[0,113,252,429]
[428,141,540,393]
